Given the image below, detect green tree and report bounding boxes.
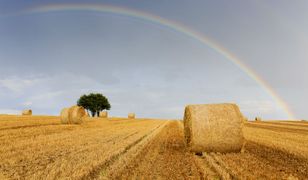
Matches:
[77,93,111,117]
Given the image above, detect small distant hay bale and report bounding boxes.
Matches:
[184,103,244,153]
[22,109,32,116]
[70,106,86,124]
[99,111,108,118]
[128,113,135,119]
[255,117,262,121]
[60,108,71,124]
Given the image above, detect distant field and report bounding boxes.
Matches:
[0,115,307,179]
[244,121,308,158]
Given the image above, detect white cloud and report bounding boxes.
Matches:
[239,100,276,113]
[0,72,292,119]
[159,106,185,119]
[0,109,20,115]
[0,76,41,93]
[21,101,33,106]
[23,91,66,109]
[28,91,64,101]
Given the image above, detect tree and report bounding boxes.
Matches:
[77,93,111,117]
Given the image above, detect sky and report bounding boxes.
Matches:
[0,0,307,119]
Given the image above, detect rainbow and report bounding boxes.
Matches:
[22,4,295,119]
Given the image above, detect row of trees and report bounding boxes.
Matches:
[77,93,111,117]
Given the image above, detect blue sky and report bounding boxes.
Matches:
[0,0,307,119]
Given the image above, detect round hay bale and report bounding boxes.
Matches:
[60,108,71,124]
[183,103,244,153]
[128,113,135,119]
[22,109,32,116]
[99,111,108,118]
[70,106,86,124]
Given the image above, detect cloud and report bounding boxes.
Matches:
[23,91,65,109]
[21,101,33,106]
[0,109,20,115]
[239,100,288,119]
[240,100,274,113]
[0,71,291,119]
[0,4,301,119]
[0,76,41,93]
[0,73,108,115]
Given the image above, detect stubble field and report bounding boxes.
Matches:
[0,115,307,179]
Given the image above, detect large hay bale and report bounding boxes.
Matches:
[70,106,86,124]
[184,103,244,153]
[22,109,32,116]
[99,111,108,118]
[128,113,135,119]
[60,108,71,124]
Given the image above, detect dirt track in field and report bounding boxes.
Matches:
[113,121,208,179]
[0,116,166,180]
[1,116,308,180]
[109,121,308,180]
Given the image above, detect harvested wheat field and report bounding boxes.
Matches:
[0,115,307,180]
